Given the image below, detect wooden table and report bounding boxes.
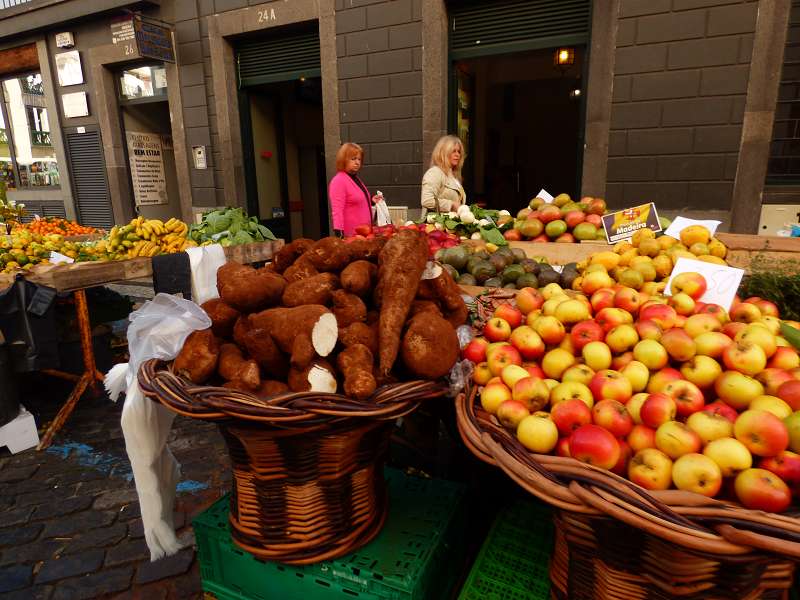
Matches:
[30,240,284,449]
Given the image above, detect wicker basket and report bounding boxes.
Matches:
[138,359,448,565]
[455,385,800,599]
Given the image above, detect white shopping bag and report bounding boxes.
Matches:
[374,196,392,227]
[105,294,211,561]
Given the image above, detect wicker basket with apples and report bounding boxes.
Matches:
[457,253,800,598]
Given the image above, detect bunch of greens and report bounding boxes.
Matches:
[426,205,512,246]
[189,208,276,247]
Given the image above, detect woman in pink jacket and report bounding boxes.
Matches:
[328,143,379,237]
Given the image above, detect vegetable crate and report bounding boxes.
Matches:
[194,468,467,600]
[458,498,553,600]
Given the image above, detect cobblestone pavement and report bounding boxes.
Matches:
[0,375,232,599]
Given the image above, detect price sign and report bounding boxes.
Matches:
[601,202,661,244]
[536,189,554,204]
[664,257,744,311]
[50,251,74,264]
[664,216,722,240]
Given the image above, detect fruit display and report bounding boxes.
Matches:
[0,231,81,272]
[345,223,462,259]
[556,225,727,297]
[12,217,98,237]
[425,194,609,244]
[466,269,800,512]
[173,231,462,400]
[189,207,277,246]
[105,216,196,259]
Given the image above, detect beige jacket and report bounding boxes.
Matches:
[420,166,466,215]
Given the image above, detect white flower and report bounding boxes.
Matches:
[461,211,476,224]
[470,232,482,240]
[478,218,490,227]
[426,213,436,224]
[498,209,511,217]
[404,220,415,226]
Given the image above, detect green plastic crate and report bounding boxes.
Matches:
[457,498,553,600]
[194,468,467,600]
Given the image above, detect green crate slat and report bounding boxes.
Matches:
[194,468,467,600]
[457,499,553,600]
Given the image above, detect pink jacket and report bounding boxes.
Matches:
[328,171,372,236]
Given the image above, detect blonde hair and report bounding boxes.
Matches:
[430,135,465,181]
[335,142,364,172]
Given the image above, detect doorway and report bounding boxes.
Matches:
[239,77,327,240]
[452,47,585,211]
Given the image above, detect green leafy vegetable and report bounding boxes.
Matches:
[480,227,507,246]
[189,207,276,246]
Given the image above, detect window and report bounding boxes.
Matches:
[118,65,167,101]
[0,73,59,189]
[767,1,800,184]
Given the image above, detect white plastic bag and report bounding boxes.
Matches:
[373,192,392,227]
[105,294,211,561]
[186,244,227,305]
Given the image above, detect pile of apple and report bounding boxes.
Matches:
[346,223,460,258]
[505,194,608,243]
[464,273,800,513]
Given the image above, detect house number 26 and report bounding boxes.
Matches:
[258,8,276,22]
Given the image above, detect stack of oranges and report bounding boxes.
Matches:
[13,217,98,237]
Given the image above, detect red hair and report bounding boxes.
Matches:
[335,142,364,172]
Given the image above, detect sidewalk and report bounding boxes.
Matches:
[0,375,231,600]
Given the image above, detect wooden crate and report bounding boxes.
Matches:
[25,240,284,293]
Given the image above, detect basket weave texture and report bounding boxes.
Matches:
[455,385,800,599]
[139,358,447,565]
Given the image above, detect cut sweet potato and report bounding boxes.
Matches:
[400,312,459,380]
[174,329,219,384]
[305,237,352,272]
[288,359,337,393]
[201,299,240,339]
[341,260,377,297]
[332,290,367,328]
[337,343,376,400]
[219,343,260,390]
[282,272,339,307]
[250,305,338,362]
[376,229,429,376]
[218,262,286,312]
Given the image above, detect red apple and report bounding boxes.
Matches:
[595,307,633,332]
[756,368,794,397]
[769,347,800,371]
[611,439,633,476]
[590,288,615,313]
[778,380,800,411]
[523,363,546,380]
[532,315,566,345]
[759,450,800,489]
[508,326,546,360]
[551,398,593,436]
[754,299,779,318]
[697,303,730,324]
[670,272,708,300]
[660,328,697,362]
[635,319,663,341]
[516,287,545,315]
[570,320,605,351]
[589,369,633,403]
[586,213,603,227]
[734,409,790,457]
[646,367,684,394]
[486,343,523,376]
[569,424,621,470]
[592,399,634,437]
[731,302,762,324]
[722,321,747,339]
[555,436,571,457]
[564,210,586,229]
[462,337,489,363]
[484,317,512,342]
[640,393,677,428]
[614,287,643,314]
[496,399,530,429]
[663,380,705,418]
[494,304,523,329]
[702,400,739,423]
[734,468,792,512]
[639,304,677,330]
[627,424,657,452]
[588,199,607,216]
[611,351,635,371]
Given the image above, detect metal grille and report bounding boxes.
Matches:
[768,1,800,183]
[65,130,114,229]
[449,0,591,60]
[237,29,321,88]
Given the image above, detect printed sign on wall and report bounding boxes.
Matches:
[126,131,167,206]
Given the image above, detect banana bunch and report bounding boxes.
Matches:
[106,216,196,260]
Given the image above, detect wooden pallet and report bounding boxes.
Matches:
[24,239,284,293]
[715,232,800,271]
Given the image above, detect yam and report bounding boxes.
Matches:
[201,299,240,339]
[250,305,338,360]
[174,329,219,384]
[283,255,318,283]
[332,290,367,328]
[218,262,286,312]
[443,302,469,329]
[288,359,337,393]
[400,312,459,380]
[428,270,465,313]
[282,272,339,307]
[410,300,443,318]
[305,237,352,272]
[290,333,315,370]
[376,229,429,376]
[347,237,386,261]
[219,343,261,390]
[341,260,377,297]
[273,238,315,273]
[242,328,289,379]
[337,343,376,400]
[257,380,290,398]
[217,261,249,290]
[339,322,378,355]
[232,315,251,349]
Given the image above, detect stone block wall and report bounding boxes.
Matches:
[606,0,758,210]
[335,0,423,207]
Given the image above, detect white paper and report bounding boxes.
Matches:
[50,251,74,264]
[62,92,89,118]
[536,189,554,204]
[664,216,722,240]
[126,131,167,205]
[55,50,83,86]
[664,257,744,311]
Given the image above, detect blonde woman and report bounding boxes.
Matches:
[420,135,466,216]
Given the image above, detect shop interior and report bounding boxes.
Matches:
[453,46,585,210]
[240,77,327,241]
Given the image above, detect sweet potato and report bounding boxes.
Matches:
[332,290,367,328]
[283,255,318,283]
[257,380,290,398]
[341,260,377,297]
[174,329,219,384]
[273,238,315,273]
[443,302,469,329]
[410,300,443,318]
[232,315,251,349]
[376,229,429,376]
[305,237,352,272]
[400,312,458,380]
[337,344,376,400]
[339,322,378,355]
[219,343,260,390]
[290,333,315,370]
[242,328,289,379]
[288,359,337,393]
[216,262,249,290]
[347,237,386,261]
[218,262,286,312]
[250,305,338,363]
[201,299,240,339]
[282,272,339,307]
